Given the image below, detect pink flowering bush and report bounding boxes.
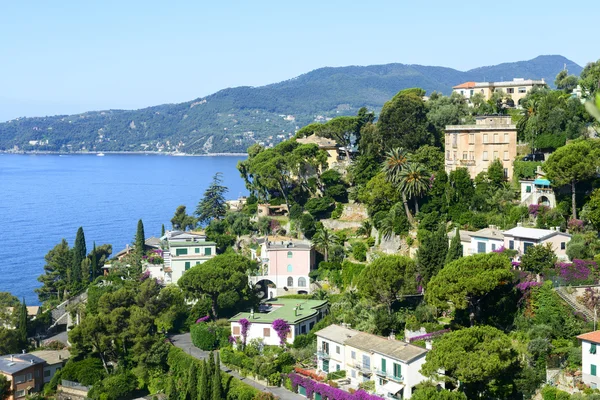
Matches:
[272,319,290,346]
[551,260,598,285]
[196,315,210,323]
[408,329,451,342]
[289,373,384,400]
[140,270,151,281]
[528,204,548,216]
[516,280,542,292]
[568,218,584,233]
[239,318,251,346]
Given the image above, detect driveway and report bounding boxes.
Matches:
[170,333,304,400]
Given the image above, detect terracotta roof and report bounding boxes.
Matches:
[453,81,476,89]
[577,331,600,343]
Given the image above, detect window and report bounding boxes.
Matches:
[477,242,486,254]
[298,277,306,287]
[195,248,200,254]
[526,185,532,193]
[233,326,240,335]
[287,264,293,272]
[263,328,270,337]
[592,344,597,354]
[204,247,211,256]
[287,251,293,258]
[336,345,340,354]
[524,242,534,253]
[362,355,371,369]
[469,151,474,160]
[483,134,488,144]
[287,277,293,287]
[301,325,306,334]
[462,151,467,160]
[482,151,488,161]
[336,364,340,371]
[323,359,330,373]
[592,364,597,376]
[175,248,188,256]
[393,363,402,379]
[452,135,457,147]
[453,151,457,161]
[493,151,499,160]
[561,242,566,250]
[322,342,329,354]
[518,87,527,93]
[469,134,475,144]
[470,89,474,96]
[44,369,51,377]
[504,133,509,143]
[15,374,26,384]
[504,151,509,160]
[35,369,39,377]
[351,351,356,359]
[15,390,25,398]
[507,88,515,94]
[27,373,32,381]
[185,262,191,270]
[509,240,515,250]
[446,150,450,160]
[504,168,508,178]
[492,244,496,251]
[351,369,356,378]
[381,358,387,373]
[494,133,498,143]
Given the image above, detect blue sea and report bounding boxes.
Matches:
[0,153,247,304]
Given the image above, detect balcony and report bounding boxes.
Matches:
[351,362,372,375]
[375,370,403,383]
[316,351,330,359]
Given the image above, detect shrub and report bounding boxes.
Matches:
[350,241,367,262]
[289,204,303,220]
[299,214,317,239]
[305,196,335,219]
[191,322,223,350]
[88,371,137,400]
[60,358,107,386]
[331,203,344,219]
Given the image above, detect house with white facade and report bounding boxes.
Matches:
[577,331,600,388]
[157,230,217,283]
[315,324,433,399]
[503,225,571,260]
[447,229,472,257]
[469,226,504,255]
[520,175,556,209]
[249,237,315,298]
[229,298,328,346]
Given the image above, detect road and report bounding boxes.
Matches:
[170,333,304,400]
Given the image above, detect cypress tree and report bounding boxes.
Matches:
[212,353,222,400]
[18,298,27,347]
[136,219,145,257]
[199,360,211,400]
[187,361,198,400]
[416,223,448,285]
[80,258,91,284]
[446,227,464,265]
[72,227,86,286]
[208,351,215,376]
[161,224,166,237]
[91,242,98,280]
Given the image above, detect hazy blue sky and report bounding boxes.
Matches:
[0,0,596,121]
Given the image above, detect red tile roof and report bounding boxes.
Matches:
[453,81,476,89]
[577,331,600,343]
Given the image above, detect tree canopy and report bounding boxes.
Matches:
[196,172,229,226]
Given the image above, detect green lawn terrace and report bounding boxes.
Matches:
[229,297,328,347]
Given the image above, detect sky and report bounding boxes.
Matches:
[0,0,597,121]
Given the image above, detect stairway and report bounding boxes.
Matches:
[555,287,594,321]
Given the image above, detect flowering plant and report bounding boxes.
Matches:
[554,259,597,284]
[528,204,548,216]
[568,218,584,233]
[239,318,251,346]
[196,315,210,324]
[408,329,450,343]
[516,280,542,292]
[493,246,506,253]
[289,372,384,400]
[272,319,290,346]
[140,270,151,282]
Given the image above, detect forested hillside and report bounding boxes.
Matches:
[0,55,582,154]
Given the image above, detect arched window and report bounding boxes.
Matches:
[287,264,293,272]
[287,251,293,258]
[298,277,306,287]
[287,277,293,287]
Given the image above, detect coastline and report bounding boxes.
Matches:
[0,150,248,157]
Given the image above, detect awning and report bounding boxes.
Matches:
[382,381,405,394]
[533,178,551,186]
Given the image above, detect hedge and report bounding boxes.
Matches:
[191,322,230,350]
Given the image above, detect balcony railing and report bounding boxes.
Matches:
[351,362,372,375]
[374,370,403,382]
[315,351,330,359]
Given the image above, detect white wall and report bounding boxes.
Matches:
[469,237,504,255]
[581,340,600,387]
[372,353,429,399]
[316,337,346,374]
[231,316,320,347]
[43,364,62,384]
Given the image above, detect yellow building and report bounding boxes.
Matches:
[445,115,517,180]
[453,78,547,105]
[296,135,339,169]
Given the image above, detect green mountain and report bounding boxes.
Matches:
[0,55,582,154]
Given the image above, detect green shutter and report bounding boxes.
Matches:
[592,364,597,376]
[299,386,306,396]
[393,363,401,379]
[381,358,386,373]
[205,247,211,256]
[592,344,597,354]
[322,359,329,373]
[176,248,188,256]
[185,262,191,271]
[195,248,200,253]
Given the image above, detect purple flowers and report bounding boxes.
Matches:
[516,280,542,292]
[493,246,506,253]
[554,259,597,284]
[239,318,251,346]
[140,270,151,281]
[289,372,384,400]
[228,335,236,344]
[272,319,291,346]
[568,218,584,233]
[408,329,451,343]
[528,204,548,216]
[196,315,210,324]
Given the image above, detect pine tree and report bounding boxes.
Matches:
[136,219,145,257]
[417,223,448,285]
[446,227,464,265]
[195,172,229,226]
[161,224,166,237]
[72,227,86,288]
[18,298,27,348]
[212,352,222,400]
[91,242,98,280]
[187,361,198,400]
[199,360,211,400]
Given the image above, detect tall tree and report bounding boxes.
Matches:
[312,228,339,262]
[356,255,417,314]
[161,224,166,237]
[520,243,557,275]
[36,239,72,302]
[212,353,222,400]
[18,298,27,348]
[544,139,600,219]
[382,148,413,222]
[196,172,229,226]
[135,219,145,258]
[397,162,431,214]
[199,360,211,399]
[580,59,600,99]
[186,360,198,400]
[72,227,86,287]
[0,374,10,400]
[417,223,448,285]
[446,227,463,265]
[555,70,579,94]
[171,205,196,231]
[90,242,98,281]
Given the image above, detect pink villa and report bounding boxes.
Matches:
[249,236,315,299]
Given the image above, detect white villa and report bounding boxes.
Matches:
[578,331,600,388]
[503,225,571,261]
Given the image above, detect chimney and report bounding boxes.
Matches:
[517,222,522,227]
[30,359,34,364]
[294,307,298,316]
[389,331,396,341]
[10,355,13,361]
[250,308,255,319]
[22,349,25,354]
[426,340,433,350]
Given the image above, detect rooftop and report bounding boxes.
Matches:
[0,354,45,374]
[503,226,571,240]
[29,349,70,366]
[314,324,360,344]
[343,331,428,363]
[471,226,504,240]
[475,78,546,88]
[578,331,600,344]
[259,236,312,250]
[296,135,338,149]
[447,229,473,242]
[452,81,476,89]
[229,298,328,325]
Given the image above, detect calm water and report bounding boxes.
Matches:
[0,154,247,304]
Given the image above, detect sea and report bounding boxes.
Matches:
[0,153,247,304]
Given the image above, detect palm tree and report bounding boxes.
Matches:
[312,228,339,262]
[357,220,373,238]
[382,148,413,222]
[397,162,431,215]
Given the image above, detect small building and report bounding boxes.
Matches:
[315,324,433,399]
[447,229,472,257]
[114,237,162,261]
[257,203,289,217]
[229,298,328,346]
[161,231,217,283]
[296,135,340,169]
[445,116,517,180]
[577,331,600,388]
[56,380,91,400]
[249,237,315,298]
[226,197,247,212]
[453,78,547,105]
[503,225,571,260]
[469,226,504,255]
[520,167,556,209]
[0,353,45,400]
[29,349,70,384]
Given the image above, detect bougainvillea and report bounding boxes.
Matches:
[528,204,548,216]
[289,373,384,400]
[272,319,290,346]
[140,270,151,282]
[516,280,542,292]
[408,329,451,342]
[196,315,210,324]
[554,260,597,284]
[239,318,251,346]
[568,218,584,233]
